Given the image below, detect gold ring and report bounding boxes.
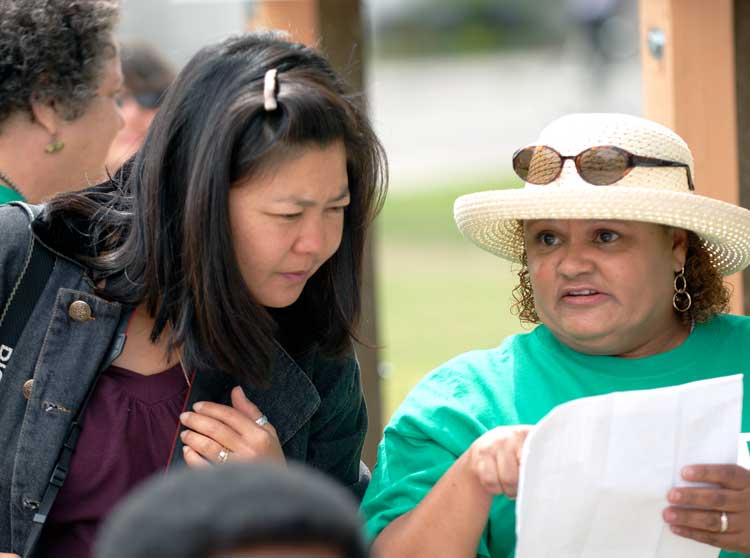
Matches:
[720,511,728,533]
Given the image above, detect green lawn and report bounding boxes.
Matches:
[375,177,529,419]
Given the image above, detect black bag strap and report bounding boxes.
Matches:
[22,364,108,558]
[0,203,54,371]
[22,326,127,558]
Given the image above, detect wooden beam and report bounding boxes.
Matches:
[735,0,750,313]
[317,0,382,469]
[247,0,319,46]
[639,0,745,313]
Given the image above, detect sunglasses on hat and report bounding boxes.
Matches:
[512,145,695,191]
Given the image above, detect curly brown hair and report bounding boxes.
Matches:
[510,220,731,325]
[0,0,119,127]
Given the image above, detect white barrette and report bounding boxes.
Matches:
[263,68,278,111]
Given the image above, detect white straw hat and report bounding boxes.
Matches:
[454,113,750,275]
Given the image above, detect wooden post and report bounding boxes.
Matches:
[247,0,319,46]
[735,1,750,313]
[247,0,383,467]
[317,0,383,470]
[639,0,746,314]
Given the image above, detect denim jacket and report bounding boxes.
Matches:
[0,203,368,554]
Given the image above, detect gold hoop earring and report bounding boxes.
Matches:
[672,266,692,312]
[44,137,64,154]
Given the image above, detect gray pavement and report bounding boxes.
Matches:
[367,49,642,190]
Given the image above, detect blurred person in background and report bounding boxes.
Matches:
[0,0,124,204]
[565,0,631,89]
[104,41,175,172]
[0,31,385,558]
[94,462,370,558]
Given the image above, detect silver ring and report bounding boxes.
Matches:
[217,447,230,464]
[255,414,269,427]
[720,511,728,533]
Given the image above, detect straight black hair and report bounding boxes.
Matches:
[45,32,387,385]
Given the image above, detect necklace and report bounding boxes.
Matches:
[0,171,21,194]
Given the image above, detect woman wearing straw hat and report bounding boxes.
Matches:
[361,113,750,557]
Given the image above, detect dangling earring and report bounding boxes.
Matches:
[672,266,692,312]
[44,137,64,154]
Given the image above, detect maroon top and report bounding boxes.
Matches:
[40,363,189,558]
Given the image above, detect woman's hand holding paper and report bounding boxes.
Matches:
[664,464,750,553]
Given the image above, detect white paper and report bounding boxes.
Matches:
[515,375,743,558]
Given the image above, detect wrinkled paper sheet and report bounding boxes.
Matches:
[516,374,743,558]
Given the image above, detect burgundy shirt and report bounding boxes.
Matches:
[40,363,190,558]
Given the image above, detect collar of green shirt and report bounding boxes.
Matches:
[0,183,25,204]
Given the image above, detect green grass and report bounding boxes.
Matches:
[377,177,521,245]
[375,176,528,419]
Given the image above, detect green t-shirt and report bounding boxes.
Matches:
[361,313,750,558]
[0,183,25,204]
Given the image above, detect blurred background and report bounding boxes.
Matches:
[118,0,641,420]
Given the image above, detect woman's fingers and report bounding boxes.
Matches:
[664,507,740,534]
[496,429,527,499]
[181,429,231,463]
[179,410,240,449]
[180,397,285,465]
[230,386,264,422]
[179,390,284,465]
[188,394,270,439]
[475,455,503,494]
[182,445,211,468]
[668,487,745,512]
[491,436,520,498]
[470,426,531,497]
[682,465,750,491]
[666,464,750,553]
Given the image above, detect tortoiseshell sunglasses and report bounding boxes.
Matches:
[512,145,694,190]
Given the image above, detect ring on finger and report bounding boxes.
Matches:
[255,414,269,427]
[217,447,231,464]
[720,511,728,533]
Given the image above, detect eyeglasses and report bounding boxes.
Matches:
[512,145,695,191]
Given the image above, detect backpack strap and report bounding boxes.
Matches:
[21,321,128,558]
[22,349,115,558]
[0,203,55,377]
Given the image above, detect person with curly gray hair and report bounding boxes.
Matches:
[0,0,124,204]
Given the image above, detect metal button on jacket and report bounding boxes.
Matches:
[68,301,93,322]
[22,379,33,400]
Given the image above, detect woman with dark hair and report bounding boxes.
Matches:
[0,0,124,204]
[0,31,386,558]
[362,114,750,557]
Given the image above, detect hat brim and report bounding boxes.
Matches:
[454,186,750,276]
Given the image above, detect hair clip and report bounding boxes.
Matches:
[263,68,278,111]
